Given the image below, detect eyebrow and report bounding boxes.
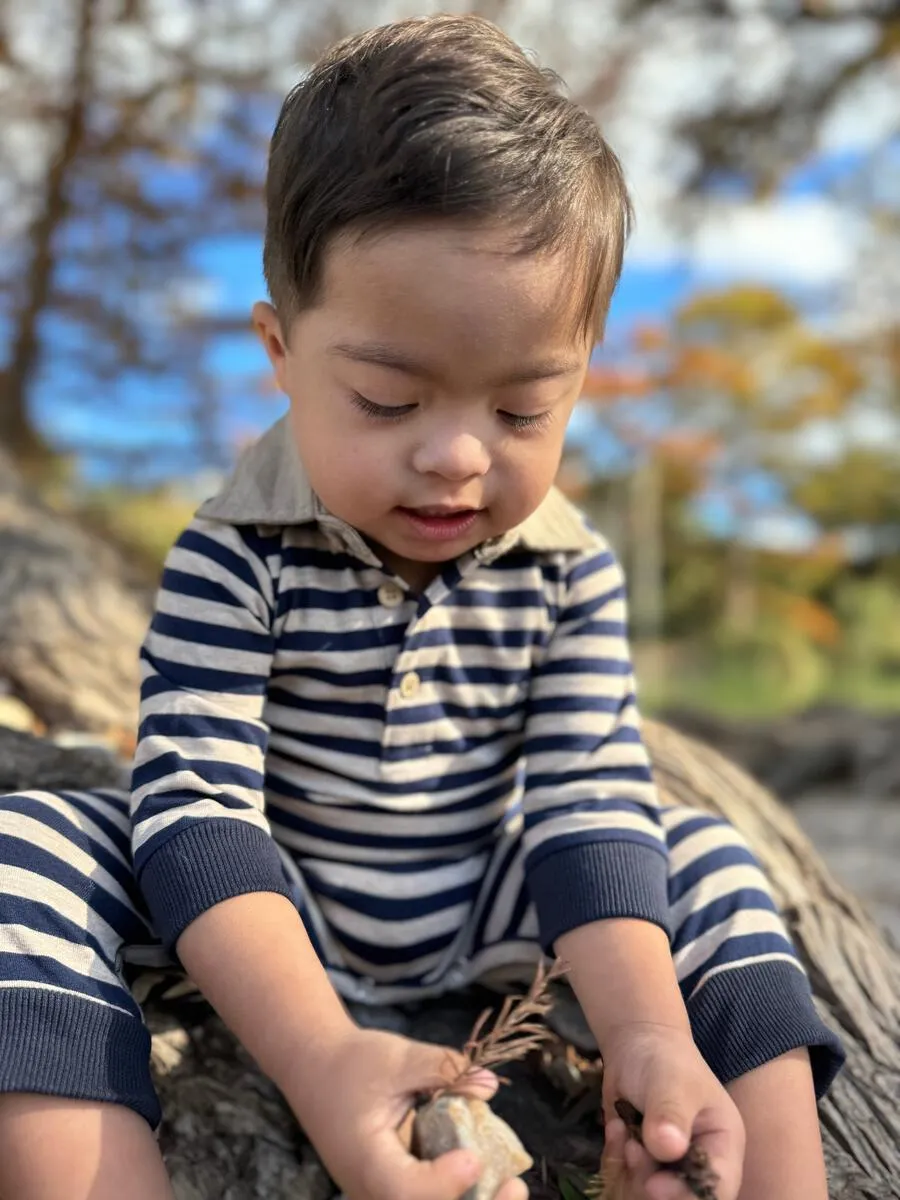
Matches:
[328,340,581,386]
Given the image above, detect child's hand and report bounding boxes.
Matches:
[287,1025,529,1200]
[599,1023,745,1200]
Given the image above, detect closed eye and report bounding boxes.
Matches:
[350,393,416,420]
[499,411,552,432]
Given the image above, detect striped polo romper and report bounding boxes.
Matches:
[0,425,844,1126]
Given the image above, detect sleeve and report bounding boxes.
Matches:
[130,516,292,953]
[521,541,669,953]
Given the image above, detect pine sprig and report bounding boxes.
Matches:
[437,958,568,1095]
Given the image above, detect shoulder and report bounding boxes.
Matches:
[516,488,622,585]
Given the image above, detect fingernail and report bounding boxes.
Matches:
[465,1067,498,1086]
[659,1120,689,1145]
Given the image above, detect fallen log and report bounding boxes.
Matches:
[0,724,896,1198]
[643,719,900,1200]
[0,457,148,739]
[660,706,900,799]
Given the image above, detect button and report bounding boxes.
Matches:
[377,582,404,608]
[399,671,421,699]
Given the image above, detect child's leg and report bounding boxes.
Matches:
[664,806,843,1197]
[0,787,168,1198]
[0,1095,174,1200]
[728,1048,828,1200]
[464,809,844,1196]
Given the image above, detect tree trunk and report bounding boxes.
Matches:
[0,0,95,471]
[643,719,900,1199]
[0,455,148,740]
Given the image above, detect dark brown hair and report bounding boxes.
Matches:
[263,14,632,340]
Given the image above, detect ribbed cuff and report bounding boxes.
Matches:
[0,987,160,1127]
[688,958,846,1099]
[527,838,670,953]
[139,819,293,954]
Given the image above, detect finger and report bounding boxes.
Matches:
[450,1065,501,1102]
[378,1142,483,1200]
[622,1139,657,1189]
[495,1177,529,1200]
[402,1042,499,1101]
[680,1126,743,1200]
[601,1117,628,1197]
[646,1172,693,1200]
[603,1116,627,1164]
[643,1125,742,1200]
[641,1092,692,1164]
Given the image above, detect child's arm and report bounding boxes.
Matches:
[556,917,745,1198]
[521,538,669,955]
[520,540,745,1195]
[130,518,292,951]
[177,892,517,1200]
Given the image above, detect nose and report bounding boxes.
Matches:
[412,430,490,481]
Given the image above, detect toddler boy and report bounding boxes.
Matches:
[0,15,842,1200]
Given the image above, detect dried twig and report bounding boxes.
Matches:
[435,958,568,1097]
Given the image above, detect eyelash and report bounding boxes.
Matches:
[500,411,552,433]
[350,393,551,433]
[350,393,414,421]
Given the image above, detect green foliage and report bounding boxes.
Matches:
[790,448,900,529]
[557,1171,594,1200]
[75,488,198,574]
[834,577,900,673]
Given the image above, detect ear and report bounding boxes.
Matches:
[252,301,291,393]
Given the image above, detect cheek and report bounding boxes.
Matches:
[306,431,398,513]
[505,435,566,496]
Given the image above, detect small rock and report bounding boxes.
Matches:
[414,1095,533,1200]
[151,1027,191,1076]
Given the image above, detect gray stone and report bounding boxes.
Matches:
[414,1095,533,1200]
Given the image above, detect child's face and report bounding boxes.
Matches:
[253,220,592,588]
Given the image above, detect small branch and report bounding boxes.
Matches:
[434,959,568,1098]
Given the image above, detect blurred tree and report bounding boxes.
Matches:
[580,287,872,641]
[0,0,896,479]
[0,0,373,479]
[791,445,900,530]
[667,285,864,632]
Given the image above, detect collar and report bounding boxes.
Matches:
[197,415,596,557]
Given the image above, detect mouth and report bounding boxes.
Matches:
[396,505,482,541]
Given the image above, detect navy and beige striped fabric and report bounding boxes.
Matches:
[0,420,844,1123]
[132,508,670,981]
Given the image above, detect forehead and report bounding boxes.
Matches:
[303,221,590,374]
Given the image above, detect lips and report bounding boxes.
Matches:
[396,506,481,542]
[411,506,477,517]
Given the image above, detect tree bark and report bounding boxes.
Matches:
[643,719,900,1199]
[0,459,148,739]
